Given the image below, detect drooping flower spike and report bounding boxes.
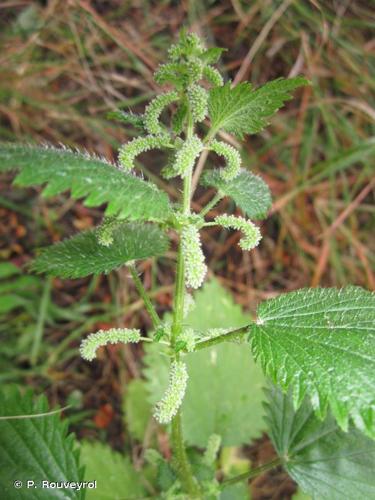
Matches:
[181,224,207,289]
[96,217,122,247]
[144,91,179,136]
[203,65,224,87]
[187,84,208,123]
[209,140,241,181]
[174,135,203,178]
[215,214,262,250]
[118,135,172,171]
[80,328,141,361]
[153,360,188,424]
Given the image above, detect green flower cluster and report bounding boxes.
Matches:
[210,139,241,181]
[181,224,207,289]
[144,91,179,136]
[118,135,170,170]
[215,214,262,250]
[154,360,188,424]
[187,84,208,123]
[174,135,203,177]
[80,328,141,361]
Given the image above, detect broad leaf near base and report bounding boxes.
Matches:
[265,385,375,500]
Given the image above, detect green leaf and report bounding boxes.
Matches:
[202,169,271,219]
[199,47,226,64]
[0,294,28,314]
[208,77,308,138]
[0,387,83,499]
[80,441,145,499]
[0,262,21,279]
[250,287,375,437]
[123,379,152,442]
[143,279,266,447]
[292,490,312,500]
[265,384,375,500]
[220,483,250,500]
[31,222,169,278]
[0,143,172,222]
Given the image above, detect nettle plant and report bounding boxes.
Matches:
[1,32,375,499]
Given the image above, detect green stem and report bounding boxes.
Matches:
[129,264,161,329]
[221,457,285,487]
[194,326,249,351]
[169,111,200,497]
[171,412,200,496]
[200,192,224,218]
[30,276,52,366]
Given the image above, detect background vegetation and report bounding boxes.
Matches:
[1,1,374,498]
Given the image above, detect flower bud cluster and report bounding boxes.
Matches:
[174,135,203,177]
[118,135,170,171]
[203,66,224,87]
[203,434,222,465]
[144,91,179,136]
[187,84,208,123]
[168,32,204,61]
[180,327,196,352]
[153,360,188,424]
[210,140,241,181]
[183,292,195,318]
[215,214,262,250]
[154,63,182,86]
[181,224,207,289]
[96,217,121,247]
[172,101,188,135]
[80,328,141,361]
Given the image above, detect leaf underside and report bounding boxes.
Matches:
[202,168,272,219]
[250,287,375,438]
[0,143,172,222]
[31,222,169,278]
[208,77,309,138]
[265,384,375,500]
[0,387,83,499]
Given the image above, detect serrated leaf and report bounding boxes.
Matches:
[202,169,271,219]
[0,387,83,499]
[143,279,266,447]
[123,379,152,442]
[250,287,375,437]
[0,143,172,222]
[31,222,169,278]
[208,77,308,138]
[80,441,145,499]
[265,384,375,500]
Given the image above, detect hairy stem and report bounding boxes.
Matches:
[200,192,223,217]
[222,457,285,487]
[194,326,249,351]
[129,264,161,329]
[171,412,200,496]
[170,112,200,497]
